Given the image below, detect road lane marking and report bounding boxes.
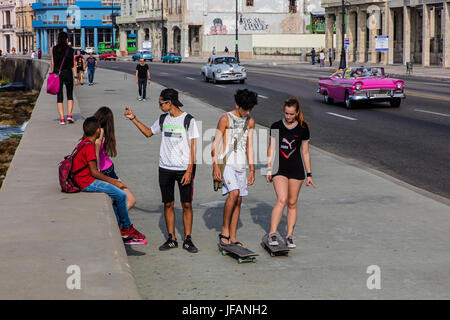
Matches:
[414,109,450,117]
[186,77,196,80]
[326,112,358,121]
[160,72,169,75]
[258,95,269,99]
[215,85,226,88]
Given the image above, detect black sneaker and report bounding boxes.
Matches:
[183,235,198,253]
[159,234,178,251]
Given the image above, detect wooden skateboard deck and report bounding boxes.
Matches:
[261,234,290,257]
[218,243,258,264]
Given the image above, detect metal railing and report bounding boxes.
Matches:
[2,24,13,29]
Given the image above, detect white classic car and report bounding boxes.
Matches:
[201,55,247,84]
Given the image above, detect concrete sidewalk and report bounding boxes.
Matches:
[74,67,450,299]
[0,60,140,299]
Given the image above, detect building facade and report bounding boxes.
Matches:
[322,0,450,68]
[117,0,326,59]
[0,0,17,53]
[16,0,35,53]
[32,0,121,54]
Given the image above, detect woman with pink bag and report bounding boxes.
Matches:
[50,32,77,125]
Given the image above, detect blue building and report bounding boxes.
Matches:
[32,0,120,54]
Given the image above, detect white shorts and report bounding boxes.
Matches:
[222,165,248,197]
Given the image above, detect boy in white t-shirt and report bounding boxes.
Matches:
[125,88,200,253]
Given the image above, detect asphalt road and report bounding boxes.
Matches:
[97,60,450,200]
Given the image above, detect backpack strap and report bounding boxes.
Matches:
[159,113,169,132]
[71,141,92,176]
[183,113,193,131]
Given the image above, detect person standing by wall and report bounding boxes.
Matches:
[51,31,77,125]
[38,48,42,59]
[135,58,151,101]
[311,48,316,65]
[212,46,216,55]
[320,50,325,67]
[328,48,333,67]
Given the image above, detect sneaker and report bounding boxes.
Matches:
[142,98,147,102]
[183,235,198,253]
[59,118,66,125]
[159,234,178,251]
[121,224,146,241]
[66,115,74,123]
[286,236,296,249]
[268,233,279,246]
[137,96,142,101]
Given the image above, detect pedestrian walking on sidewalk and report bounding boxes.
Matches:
[135,58,151,101]
[212,46,216,55]
[311,48,316,65]
[266,97,315,249]
[75,50,85,85]
[38,48,42,59]
[124,88,200,253]
[93,106,136,210]
[224,46,229,54]
[51,31,77,125]
[85,52,97,85]
[328,48,333,67]
[75,117,146,244]
[211,89,257,248]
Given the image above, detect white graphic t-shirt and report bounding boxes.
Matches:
[150,112,199,171]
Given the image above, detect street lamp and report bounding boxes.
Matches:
[111,0,115,49]
[161,0,164,58]
[21,0,25,54]
[338,1,351,70]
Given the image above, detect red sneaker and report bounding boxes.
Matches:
[67,115,74,123]
[121,224,146,241]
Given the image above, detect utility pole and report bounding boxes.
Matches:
[235,0,239,63]
[338,0,347,69]
[111,0,115,48]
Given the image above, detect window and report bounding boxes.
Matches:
[246,0,254,6]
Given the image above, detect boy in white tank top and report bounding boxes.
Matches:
[212,89,258,248]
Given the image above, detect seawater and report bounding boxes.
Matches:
[0,121,28,141]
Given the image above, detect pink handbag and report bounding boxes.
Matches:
[47,48,68,95]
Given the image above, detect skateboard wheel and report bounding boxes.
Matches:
[221,250,226,256]
[252,258,256,263]
[238,258,243,264]
[270,253,275,257]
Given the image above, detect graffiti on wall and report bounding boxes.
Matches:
[210,18,228,35]
[242,18,269,32]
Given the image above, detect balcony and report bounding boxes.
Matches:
[135,9,166,22]
[2,24,14,30]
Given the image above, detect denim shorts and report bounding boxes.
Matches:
[101,163,119,180]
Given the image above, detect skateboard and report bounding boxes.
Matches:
[218,242,258,264]
[123,238,148,245]
[261,234,290,257]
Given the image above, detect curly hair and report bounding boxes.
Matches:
[234,89,258,111]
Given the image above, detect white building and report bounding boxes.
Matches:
[0,0,17,53]
[117,0,327,59]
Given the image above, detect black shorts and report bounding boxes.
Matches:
[159,166,196,203]
[100,163,119,180]
[77,67,84,73]
[273,170,305,181]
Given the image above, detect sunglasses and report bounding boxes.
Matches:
[159,100,169,106]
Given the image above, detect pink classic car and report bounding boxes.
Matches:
[317,67,405,108]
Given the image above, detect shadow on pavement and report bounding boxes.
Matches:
[202,205,243,232]
[250,202,288,239]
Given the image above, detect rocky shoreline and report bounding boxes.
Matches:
[0,90,39,188]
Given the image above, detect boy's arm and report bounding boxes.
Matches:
[246,118,256,185]
[181,138,196,186]
[211,115,227,181]
[88,161,126,189]
[124,107,153,138]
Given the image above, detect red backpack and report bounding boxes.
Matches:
[58,141,92,193]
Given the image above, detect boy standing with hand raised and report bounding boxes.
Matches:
[125,88,200,253]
